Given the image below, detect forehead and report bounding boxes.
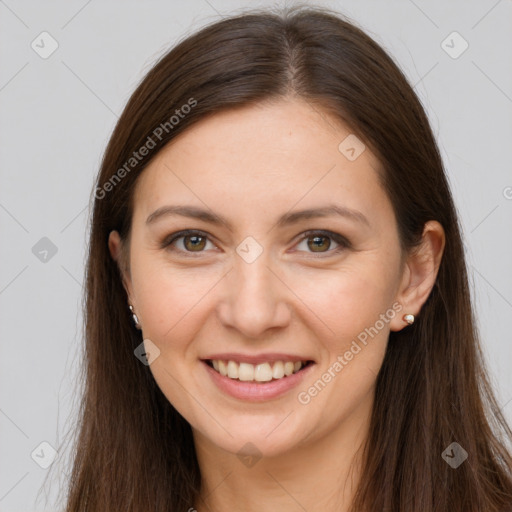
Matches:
[133,98,390,227]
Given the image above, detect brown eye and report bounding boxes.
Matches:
[307,235,331,252]
[182,234,207,251]
[162,229,350,257]
[162,230,214,254]
[295,230,350,256]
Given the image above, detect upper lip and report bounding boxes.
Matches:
[202,353,315,365]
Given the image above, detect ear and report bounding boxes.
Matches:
[389,220,445,332]
[108,230,133,302]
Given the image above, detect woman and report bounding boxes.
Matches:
[60,5,512,511]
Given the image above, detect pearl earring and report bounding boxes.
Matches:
[129,304,141,329]
[403,314,415,325]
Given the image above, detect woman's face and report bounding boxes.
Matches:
[110,98,411,458]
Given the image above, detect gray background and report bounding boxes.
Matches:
[1,0,511,510]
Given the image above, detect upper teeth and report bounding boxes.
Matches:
[211,360,306,382]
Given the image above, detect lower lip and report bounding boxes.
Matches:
[202,360,316,402]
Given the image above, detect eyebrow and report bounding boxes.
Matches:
[145,204,370,229]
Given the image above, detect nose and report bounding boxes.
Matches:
[216,252,292,339]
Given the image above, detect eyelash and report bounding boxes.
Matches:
[160,229,351,257]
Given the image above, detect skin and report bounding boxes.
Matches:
[109,97,445,512]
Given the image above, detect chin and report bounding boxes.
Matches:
[193,415,311,460]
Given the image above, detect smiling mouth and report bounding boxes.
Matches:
[204,359,315,382]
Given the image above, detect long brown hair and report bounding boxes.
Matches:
[53,5,512,511]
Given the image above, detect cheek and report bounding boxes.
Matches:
[294,267,394,421]
[131,257,225,347]
[291,259,398,347]
[131,241,401,351]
